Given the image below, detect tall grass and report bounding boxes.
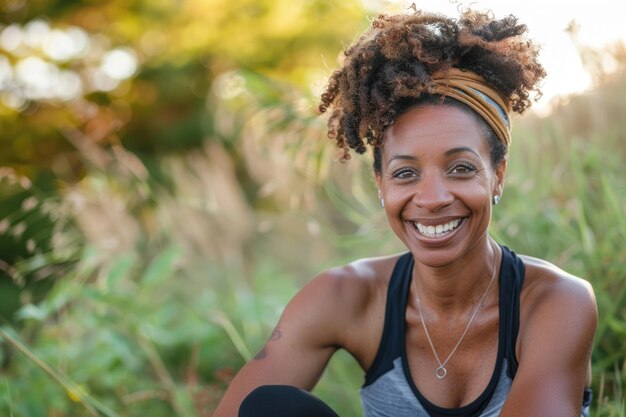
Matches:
[0,67,624,416]
[491,71,626,416]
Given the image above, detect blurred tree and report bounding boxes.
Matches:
[0,0,369,172]
[0,0,370,323]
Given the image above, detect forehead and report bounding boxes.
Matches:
[382,104,489,158]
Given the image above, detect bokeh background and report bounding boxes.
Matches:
[0,0,625,416]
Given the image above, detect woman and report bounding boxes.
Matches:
[213,8,597,417]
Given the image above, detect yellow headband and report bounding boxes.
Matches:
[431,68,511,146]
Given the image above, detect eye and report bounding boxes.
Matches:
[449,162,477,175]
[391,168,418,179]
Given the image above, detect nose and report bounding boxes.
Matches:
[413,172,454,212]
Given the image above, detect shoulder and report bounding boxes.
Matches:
[308,254,402,304]
[498,254,597,416]
[518,254,596,312]
[517,254,597,357]
[284,253,404,347]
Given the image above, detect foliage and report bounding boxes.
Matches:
[0,1,625,416]
[491,71,626,416]
[0,0,367,172]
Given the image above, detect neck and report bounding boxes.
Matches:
[411,238,500,312]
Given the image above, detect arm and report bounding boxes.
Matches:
[500,266,597,417]
[212,268,360,417]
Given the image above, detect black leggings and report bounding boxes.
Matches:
[239,384,591,417]
[239,385,341,417]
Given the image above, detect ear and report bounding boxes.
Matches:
[375,172,382,191]
[494,158,507,197]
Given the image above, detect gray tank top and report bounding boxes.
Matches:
[359,245,591,417]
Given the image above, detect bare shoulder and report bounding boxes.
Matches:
[288,253,403,348]
[497,254,599,416]
[518,254,596,308]
[299,254,402,323]
[310,253,402,306]
[517,254,597,357]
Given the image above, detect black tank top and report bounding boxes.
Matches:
[359,245,591,417]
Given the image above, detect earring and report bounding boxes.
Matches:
[492,195,501,205]
[380,198,385,208]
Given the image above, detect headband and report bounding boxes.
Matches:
[431,68,511,146]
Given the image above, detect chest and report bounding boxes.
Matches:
[404,303,500,408]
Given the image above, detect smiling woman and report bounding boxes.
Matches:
[212,7,598,417]
[378,104,503,269]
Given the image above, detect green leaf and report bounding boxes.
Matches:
[15,304,47,322]
[104,254,137,289]
[142,245,181,287]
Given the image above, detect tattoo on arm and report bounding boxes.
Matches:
[254,347,267,360]
[269,327,282,341]
[253,324,283,361]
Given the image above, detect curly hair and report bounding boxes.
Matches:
[319,9,546,170]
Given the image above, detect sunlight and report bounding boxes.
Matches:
[43,27,90,61]
[101,48,139,80]
[360,0,625,115]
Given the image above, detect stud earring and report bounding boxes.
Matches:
[492,195,501,205]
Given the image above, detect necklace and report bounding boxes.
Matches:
[415,248,499,380]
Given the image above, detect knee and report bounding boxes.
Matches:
[239,385,299,417]
[238,385,338,417]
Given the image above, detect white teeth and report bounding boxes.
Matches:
[413,219,462,237]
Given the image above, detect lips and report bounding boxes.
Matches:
[410,217,465,239]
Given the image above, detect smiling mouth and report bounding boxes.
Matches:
[411,218,465,238]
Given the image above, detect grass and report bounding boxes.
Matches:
[0,67,625,416]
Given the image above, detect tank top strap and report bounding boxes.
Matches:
[364,246,526,387]
[498,245,526,378]
[363,252,414,387]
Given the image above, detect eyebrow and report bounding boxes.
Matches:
[445,146,480,157]
[388,155,417,164]
[387,147,480,164]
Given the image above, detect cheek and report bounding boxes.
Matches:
[449,181,494,210]
[382,187,413,209]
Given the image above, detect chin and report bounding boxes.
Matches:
[409,246,467,269]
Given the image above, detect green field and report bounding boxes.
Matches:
[0,1,625,416]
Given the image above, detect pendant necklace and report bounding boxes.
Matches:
[415,248,498,380]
